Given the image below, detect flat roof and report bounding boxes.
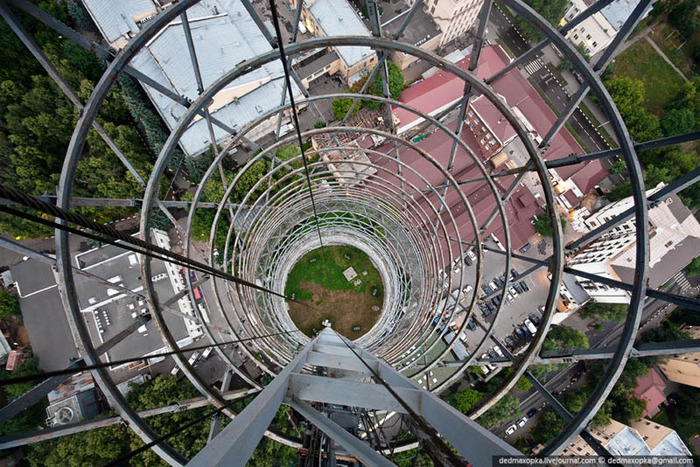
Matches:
[309,0,373,67]
[10,260,79,372]
[381,2,440,47]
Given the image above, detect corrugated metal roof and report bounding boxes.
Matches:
[600,0,652,32]
[83,0,157,44]
[309,0,373,67]
[124,0,303,155]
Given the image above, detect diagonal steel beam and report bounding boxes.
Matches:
[567,166,700,252]
[485,0,616,86]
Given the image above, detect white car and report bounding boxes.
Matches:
[462,285,473,295]
[505,424,517,436]
[524,318,538,335]
[518,416,528,428]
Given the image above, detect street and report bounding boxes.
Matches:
[488,5,612,155]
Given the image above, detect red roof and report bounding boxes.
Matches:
[371,120,542,255]
[395,46,511,132]
[570,158,608,194]
[6,349,29,371]
[633,368,667,418]
[471,96,516,146]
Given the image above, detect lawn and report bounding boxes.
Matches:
[649,19,699,79]
[612,40,686,116]
[285,245,384,338]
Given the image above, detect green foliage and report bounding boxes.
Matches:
[331,62,405,119]
[67,0,97,32]
[609,160,627,174]
[479,393,522,428]
[0,355,47,438]
[684,255,700,277]
[530,409,565,444]
[557,43,590,72]
[0,11,157,237]
[449,388,483,413]
[668,0,699,38]
[0,357,40,402]
[515,376,533,392]
[533,213,566,237]
[528,364,557,382]
[314,121,326,129]
[332,97,359,121]
[542,325,589,351]
[0,289,20,319]
[514,0,568,42]
[26,375,212,466]
[643,320,692,343]
[579,299,627,323]
[285,245,383,296]
[661,107,695,136]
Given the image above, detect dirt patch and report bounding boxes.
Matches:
[287,281,382,339]
[0,316,30,347]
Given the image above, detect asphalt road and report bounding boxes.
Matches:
[488,6,611,156]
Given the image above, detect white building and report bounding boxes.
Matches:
[83,0,304,156]
[560,0,653,57]
[420,0,483,46]
[570,184,700,304]
[552,418,692,457]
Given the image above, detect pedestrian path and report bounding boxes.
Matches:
[524,58,543,75]
[671,271,692,291]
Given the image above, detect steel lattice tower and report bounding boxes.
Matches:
[0,0,699,465]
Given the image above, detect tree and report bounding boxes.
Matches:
[529,364,557,382]
[661,108,695,137]
[515,376,533,392]
[542,325,589,351]
[530,409,565,444]
[668,0,699,38]
[479,393,522,428]
[514,0,568,42]
[684,255,700,277]
[643,320,692,344]
[332,97,359,121]
[609,160,626,174]
[557,43,590,72]
[534,213,566,237]
[579,299,627,323]
[331,63,405,118]
[449,388,483,413]
[0,289,20,319]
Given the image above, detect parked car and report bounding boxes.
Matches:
[493,277,503,288]
[432,316,440,326]
[505,424,517,436]
[509,286,518,297]
[524,318,537,335]
[527,408,537,418]
[520,324,531,337]
[465,256,473,266]
[511,268,518,279]
[486,302,496,314]
[488,349,497,358]
[529,314,541,326]
[492,298,500,309]
[499,275,507,285]
[513,283,523,294]
[467,319,476,331]
[481,284,491,294]
[518,416,528,427]
[504,336,515,349]
[514,327,525,339]
[520,281,530,292]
